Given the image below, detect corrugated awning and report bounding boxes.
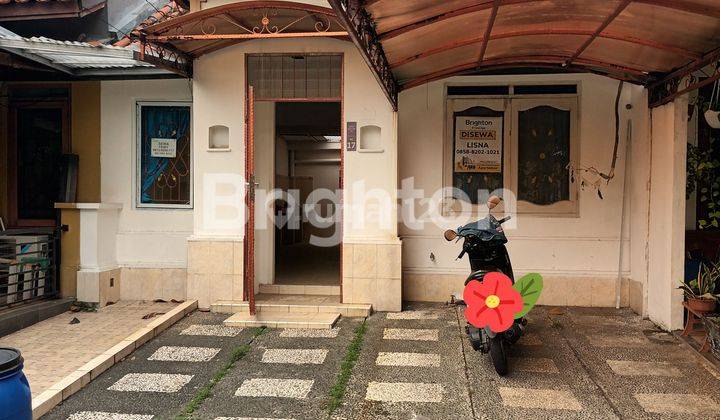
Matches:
[0,26,184,77]
[364,0,720,88]
[0,0,105,21]
[328,0,720,109]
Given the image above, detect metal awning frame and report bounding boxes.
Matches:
[141,1,349,58]
[330,0,720,110]
[0,32,190,78]
[328,0,398,110]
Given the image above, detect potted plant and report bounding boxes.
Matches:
[679,261,720,313]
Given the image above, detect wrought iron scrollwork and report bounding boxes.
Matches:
[329,0,398,110]
[137,38,193,78]
[160,8,345,38]
[648,50,720,108]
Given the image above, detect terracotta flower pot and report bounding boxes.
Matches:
[687,297,717,314]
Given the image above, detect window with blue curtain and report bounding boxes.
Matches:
[137,102,192,208]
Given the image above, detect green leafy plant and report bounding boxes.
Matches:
[176,327,265,419]
[679,261,720,301]
[687,138,720,229]
[327,321,367,415]
[512,273,544,319]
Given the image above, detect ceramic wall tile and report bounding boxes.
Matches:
[342,243,353,278]
[591,277,617,307]
[352,244,377,278]
[377,243,401,279]
[351,277,376,304]
[233,241,244,275]
[209,241,234,275]
[210,274,233,305]
[375,278,401,311]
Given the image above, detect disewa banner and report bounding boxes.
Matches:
[454,116,502,173]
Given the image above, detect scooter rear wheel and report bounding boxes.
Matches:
[489,336,508,376]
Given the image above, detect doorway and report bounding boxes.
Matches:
[8,86,70,227]
[246,53,343,300]
[251,101,342,289]
[274,102,341,286]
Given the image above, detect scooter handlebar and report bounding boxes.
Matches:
[497,215,512,224]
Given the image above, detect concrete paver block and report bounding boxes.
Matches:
[261,349,328,365]
[382,328,438,341]
[108,373,193,393]
[67,412,154,420]
[499,387,582,411]
[148,346,221,362]
[365,382,443,403]
[235,378,314,399]
[634,393,720,415]
[31,389,62,419]
[180,324,242,337]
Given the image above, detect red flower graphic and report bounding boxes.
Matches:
[463,272,524,333]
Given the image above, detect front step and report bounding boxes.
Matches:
[258,284,340,296]
[223,311,340,329]
[211,294,372,318]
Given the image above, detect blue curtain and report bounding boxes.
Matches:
[140,105,190,204]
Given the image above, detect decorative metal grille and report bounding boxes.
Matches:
[247,54,342,100]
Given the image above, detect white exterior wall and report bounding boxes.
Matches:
[647,99,687,330]
[628,87,651,316]
[191,37,397,240]
[188,36,401,309]
[398,74,648,305]
[94,0,684,319]
[100,79,194,269]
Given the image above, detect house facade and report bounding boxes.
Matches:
[3,0,715,331]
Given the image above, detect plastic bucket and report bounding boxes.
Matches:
[0,348,32,420]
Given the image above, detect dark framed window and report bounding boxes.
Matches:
[517,105,571,205]
[8,86,70,227]
[446,94,578,214]
[136,102,192,208]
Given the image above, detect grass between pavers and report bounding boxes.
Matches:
[327,320,368,415]
[176,327,266,419]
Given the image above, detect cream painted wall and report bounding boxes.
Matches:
[628,86,651,316]
[647,99,687,330]
[101,80,193,268]
[398,74,640,283]
[254,101,275,289]
[192,37,398,241]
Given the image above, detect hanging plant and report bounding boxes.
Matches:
[687,138,720,229]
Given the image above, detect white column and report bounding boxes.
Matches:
[646,96,687,330]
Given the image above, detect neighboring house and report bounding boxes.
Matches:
[0,2,184,308]
[1,0,718,332]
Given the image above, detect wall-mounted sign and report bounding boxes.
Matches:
[151,138,177,158]
[346,121,357,151]
[454,116,502,173]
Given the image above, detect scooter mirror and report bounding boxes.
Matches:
[444,229,457,241]
[487,195,502,210]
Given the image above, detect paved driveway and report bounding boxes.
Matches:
[44,304,720,419]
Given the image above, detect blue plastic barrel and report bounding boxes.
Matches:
[0,348,32,420]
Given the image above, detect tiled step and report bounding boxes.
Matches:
[258,284,340,296]
[211,297,372,318]
[223,311,340,329]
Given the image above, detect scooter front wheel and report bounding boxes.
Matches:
[489,336,508,376]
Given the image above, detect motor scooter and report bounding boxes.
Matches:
[444,196,525,376]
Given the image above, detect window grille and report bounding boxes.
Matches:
[247,54,342,100]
